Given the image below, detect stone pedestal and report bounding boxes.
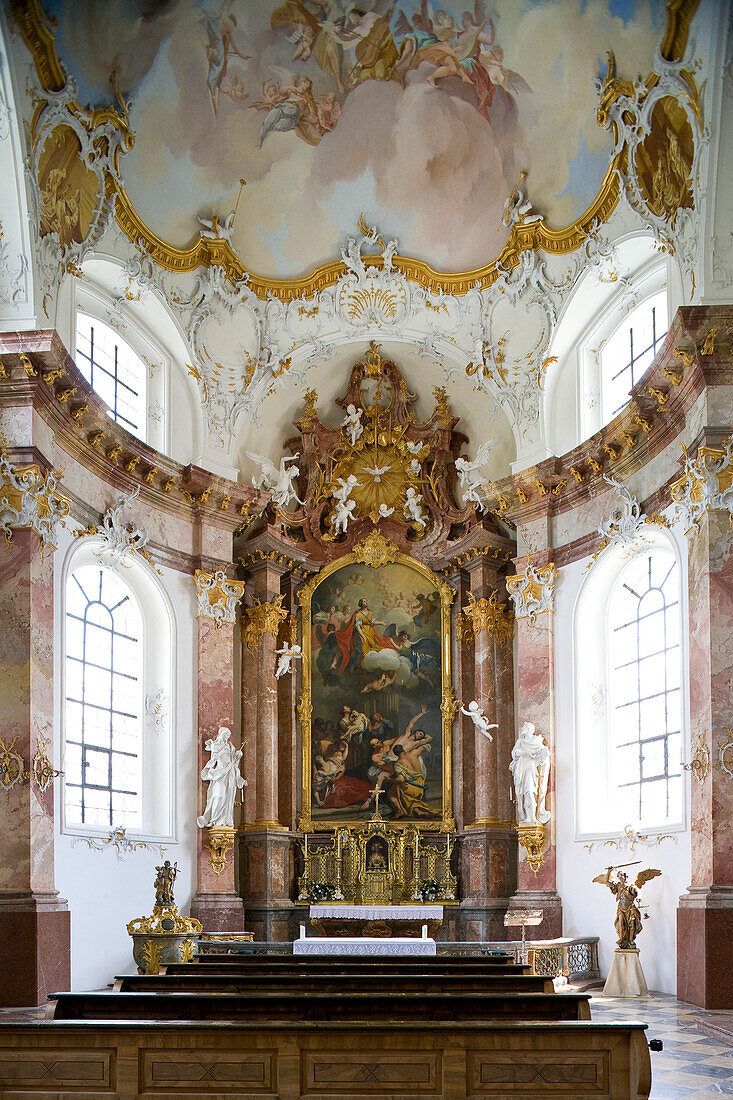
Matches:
[458,828,516,941]
[0,892,70,1007]
[240,829,294,941]
[603,948,648,998]
[677,888,733,1010]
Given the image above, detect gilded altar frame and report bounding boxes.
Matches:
[297,532,456,833]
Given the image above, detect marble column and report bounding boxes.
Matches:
[677,505,733,1008]
[240,547,293,942]
[507,554,562,940]
[460,558,516,941]
[0,529,70,1006]
[189,569,246,932]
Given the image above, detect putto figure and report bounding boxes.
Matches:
[593,865,661,949]
[246,450,304,509]
[275,641,302,678]
[460,700,498,742]
[341,403,364,446]
[154,860,178,908]
[510,721,550,824]
[197,727,247,829]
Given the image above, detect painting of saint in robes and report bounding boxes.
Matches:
[304,558,449,825]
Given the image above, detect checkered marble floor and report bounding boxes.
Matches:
[590,993,733,1098]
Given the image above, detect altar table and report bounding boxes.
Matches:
[293,936,437,956]
[308,903,443,939]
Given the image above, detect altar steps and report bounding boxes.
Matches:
[113,971,555,995]
[47,989,592,1023]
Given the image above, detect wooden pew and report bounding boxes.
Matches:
[47,989,592,1023]
[0,1019,652,1098]
[113,970,555,994]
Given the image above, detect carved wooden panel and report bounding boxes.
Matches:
[302,1050,441,1094]
[468,1050,608,1093]
[0,1050,113,1089]
[139,1049,276,1093]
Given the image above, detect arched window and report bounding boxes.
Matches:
[75,312,147,441]
[64,564,143,829]
[601,291,668,423]
[62,547,175,839]
[575,531,685,837]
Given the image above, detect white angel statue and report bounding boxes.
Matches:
[197,727,247,829]
[455,438,499,509]
[406,440,424,455]
[333,474,360,503]
[409,458,421,475]
[404,487,427,528]
[246,451,304,509]
[196,211,236,241]
[341,403,364,446]
[460,700,499,742]
[378,503,394,518]
[275,641,302,678]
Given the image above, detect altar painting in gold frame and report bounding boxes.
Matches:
[298,536,455,832]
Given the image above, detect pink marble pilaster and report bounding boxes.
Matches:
[190,614,244,931]
[678,507,733,1008]
[0,529,70,1005]
[509,556,561,940]
[465,560,499,827]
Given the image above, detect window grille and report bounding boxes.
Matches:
[608,549,682,827]
[64,564,143,829]
[75,313,146,439]
[602,293,668,421]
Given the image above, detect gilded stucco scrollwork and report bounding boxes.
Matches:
[193,569,245,627]
[506,559,556,624]
[0,443,69,550]
[670,435,733,533]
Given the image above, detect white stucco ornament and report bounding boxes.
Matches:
[671,435,733,533]
[506,559,556,623]
[510,722,551,825]
[455,438,499,510]
[197,726,247,829]
[460,701,498,742]
[246,450,304,509]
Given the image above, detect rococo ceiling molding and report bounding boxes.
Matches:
[595,38,706,291]
[11,0,701,305]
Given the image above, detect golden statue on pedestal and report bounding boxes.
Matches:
[593,863,661,949]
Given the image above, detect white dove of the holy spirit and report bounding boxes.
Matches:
[363,463,391,482]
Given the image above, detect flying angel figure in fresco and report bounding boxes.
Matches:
[455,438,498,509]
[200,0,252,113]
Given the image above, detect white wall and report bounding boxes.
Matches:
[53,525,199,991]
[554,554,692,995]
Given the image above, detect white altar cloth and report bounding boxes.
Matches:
[309,905,443,920]
[294,936,436,956]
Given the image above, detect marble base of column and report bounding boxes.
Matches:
[507,889,563,940]
[457,828,516,940]
[0,892,70,1007]
[240,829,294,941]
[189,891,245,933]
[677,888,733,1009]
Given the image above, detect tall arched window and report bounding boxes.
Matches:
[575,531,685,837]
[64,564,143,829]
[601,291,668,423]
[75,313,147,441]
[607,548,682,827]
[62,546,175,839]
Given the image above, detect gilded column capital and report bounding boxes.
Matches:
[0,445,69,551]
[671,434,733,533]
[193,569,245,627]
[459,590,514,644]
[241,594,288,650]
[506,558,556,624]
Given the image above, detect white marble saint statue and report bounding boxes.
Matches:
[275,641,302,678]
[460,700,498,742]
[510,722,551,824]
[197,727,247,829]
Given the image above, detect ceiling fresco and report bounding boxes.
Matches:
[38,0,667,277]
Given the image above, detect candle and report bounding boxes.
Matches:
[304,832,308,859]
[415,832,420,859]
[337,832,341,858]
